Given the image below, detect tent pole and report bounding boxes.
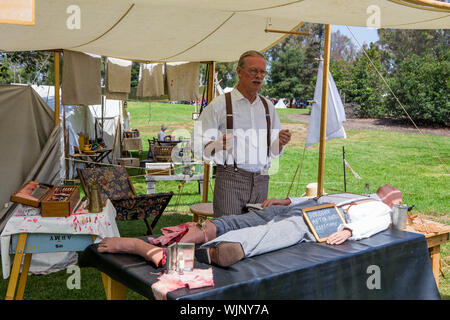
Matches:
[202,61,215,203]
[317,24,331,196]
[54,51,60,128]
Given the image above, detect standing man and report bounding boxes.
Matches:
[193,50,291,217]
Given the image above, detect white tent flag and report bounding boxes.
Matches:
[305,59,347,148]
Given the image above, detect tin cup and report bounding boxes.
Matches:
[392,204,408,229]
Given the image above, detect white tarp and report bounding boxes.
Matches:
[1,1,448,62]
[305,59,347,148]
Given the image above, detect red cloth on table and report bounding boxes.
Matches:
[147,222,196,246]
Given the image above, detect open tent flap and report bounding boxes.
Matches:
[0,85,57,211]
[31,85,125,171]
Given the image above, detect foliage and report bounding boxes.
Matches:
[385,52,450,126]
[1,51,53,85]
[215,61,237,89]
[342,44,388,118]
[263,47,306,100]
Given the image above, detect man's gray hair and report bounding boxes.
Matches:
[238,50,266,68]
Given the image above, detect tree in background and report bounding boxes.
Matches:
[343,44,387,118]
[385,52,449,126]
[1,51,53,85]
[263,47,305,102]
[215,61,237,89]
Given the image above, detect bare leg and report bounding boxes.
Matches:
[97,237,163,266]
[180,220,217,244]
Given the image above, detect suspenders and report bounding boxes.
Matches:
[224,92,271,171]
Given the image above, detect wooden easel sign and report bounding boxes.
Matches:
[302,203,346,242]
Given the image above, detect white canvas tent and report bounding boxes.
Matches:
[275,99,288,109]
[0,0,447,211]
[1,1,448,62]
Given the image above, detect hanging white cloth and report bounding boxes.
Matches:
[305,58,346,148]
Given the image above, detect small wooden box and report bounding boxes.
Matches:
[10,181,52,207]
[117,157,140,167]
[41,186,80,217]
[145,163,173,176]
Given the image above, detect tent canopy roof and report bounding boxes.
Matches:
[1,0,449,62]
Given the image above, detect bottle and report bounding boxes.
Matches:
[88,182,103,213]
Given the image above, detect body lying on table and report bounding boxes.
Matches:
[97,191,397,268]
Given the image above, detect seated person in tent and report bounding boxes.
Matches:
[97,185,400,268]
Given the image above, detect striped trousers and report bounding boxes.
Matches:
[213,165,269,218]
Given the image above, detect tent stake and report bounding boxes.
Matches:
[343,146,347,192]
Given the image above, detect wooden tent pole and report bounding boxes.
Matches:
[317,24,331,196]
[202,61,215,202]
[54,51,60,127]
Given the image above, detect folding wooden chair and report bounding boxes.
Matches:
[77,166,173,235]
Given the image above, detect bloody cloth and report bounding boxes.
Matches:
[151,268,214,300]
[147,222,196,246]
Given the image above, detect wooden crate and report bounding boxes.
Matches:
[117,157,140,167]
[10,181,52,207]
[145,163,174,176]
[41,186,80,217]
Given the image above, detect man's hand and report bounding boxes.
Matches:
[204,133,234,156]
[278,129,291,148]
[261,198,291,208]
[326,229,352,245]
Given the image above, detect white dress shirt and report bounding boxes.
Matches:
[192,89,283,173]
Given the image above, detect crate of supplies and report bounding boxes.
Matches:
[10,181,53,207]
[41,186,80,217]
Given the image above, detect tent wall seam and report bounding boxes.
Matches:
[69,4,135,50]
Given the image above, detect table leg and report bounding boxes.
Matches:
[429,245,441,289]
[5,233,28,300]
[147,181,155,194]
[15,253,32,300]
[198,180,203,196]
[101,272,126,300]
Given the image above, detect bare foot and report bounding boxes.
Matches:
[97,237,137,254]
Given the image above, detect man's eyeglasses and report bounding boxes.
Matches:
[246,68,267,77]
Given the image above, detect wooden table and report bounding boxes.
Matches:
[406,219,450,289]
[145,173,204,195]
[1,200,120,300]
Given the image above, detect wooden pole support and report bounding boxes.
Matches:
[317,24,331,196]
[54,51,60,128]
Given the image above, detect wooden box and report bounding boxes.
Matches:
[41,186,80,217]
[117,157,140,167]
[10,181,52,207]
[146,163,173,176]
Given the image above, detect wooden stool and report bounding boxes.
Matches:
[190,203,214,222]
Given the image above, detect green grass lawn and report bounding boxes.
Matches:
[0,102,448,299]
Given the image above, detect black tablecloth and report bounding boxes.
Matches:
[78,229,440,300]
